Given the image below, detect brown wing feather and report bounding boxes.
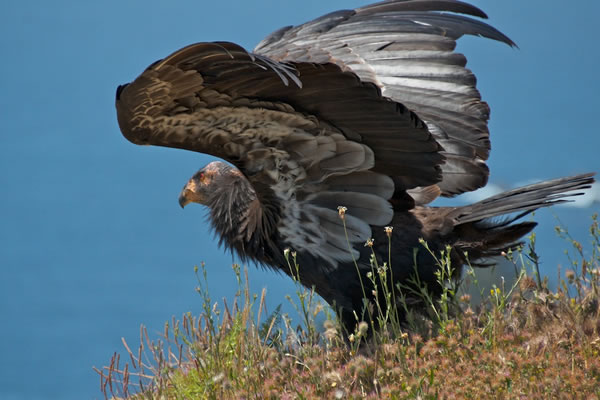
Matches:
[117,41,445,191]
[116,41,440,268]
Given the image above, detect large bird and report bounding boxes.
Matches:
[116,0,594,333]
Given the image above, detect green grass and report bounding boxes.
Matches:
[96,214,600,399]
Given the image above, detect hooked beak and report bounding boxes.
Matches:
[178,191,190,208]
[179,178,205,208]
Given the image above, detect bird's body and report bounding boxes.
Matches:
[116,0,594,333]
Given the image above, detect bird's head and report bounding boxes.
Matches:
[178,161,239,208]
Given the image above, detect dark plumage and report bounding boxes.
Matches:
[116,0,595,333]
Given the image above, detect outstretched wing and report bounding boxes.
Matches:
[116,41,442,267]
[255,0,516,197]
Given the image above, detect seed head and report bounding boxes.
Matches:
[324,328,337,341]
[384,226,393,237]
[358,321,369,336]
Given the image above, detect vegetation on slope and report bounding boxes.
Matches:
[97,215,600,399]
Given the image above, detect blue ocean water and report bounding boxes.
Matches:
[1,1,598,399]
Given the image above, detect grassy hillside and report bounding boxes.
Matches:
[97,215,600,399]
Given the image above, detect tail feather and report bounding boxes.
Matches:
[449,173,595,225]
[448,173,595,266]
[457,221,537,265]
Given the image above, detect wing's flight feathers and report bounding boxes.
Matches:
[255,0,517,196]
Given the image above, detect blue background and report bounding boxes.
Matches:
[1,1,598,398]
